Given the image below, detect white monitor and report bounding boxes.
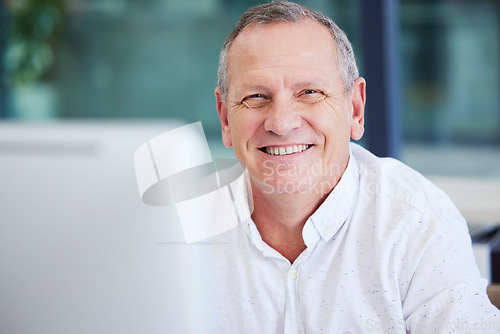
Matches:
[0,121,217,334]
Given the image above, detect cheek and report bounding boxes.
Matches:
[229,111,261,148]
[307,109,352,145]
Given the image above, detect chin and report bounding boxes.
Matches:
[255,175,329,196]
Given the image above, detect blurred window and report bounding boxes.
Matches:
[1,0,361,134]
[400,0,500,177]
[2,0,499,176]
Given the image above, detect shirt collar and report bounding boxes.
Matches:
[308,147,359,242]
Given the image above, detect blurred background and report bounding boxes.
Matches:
[0,0,499,173]
[0,0,499,333]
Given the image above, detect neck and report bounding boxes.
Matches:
[248,156,350,263]
[250,182,333,263]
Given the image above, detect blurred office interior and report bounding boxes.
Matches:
[1,0,499,173]
[0,0,499,333]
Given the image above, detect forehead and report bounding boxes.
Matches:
[226,19,339,90]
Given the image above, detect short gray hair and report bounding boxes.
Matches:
[217,1,359,102]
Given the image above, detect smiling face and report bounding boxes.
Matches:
[215,19,365,198]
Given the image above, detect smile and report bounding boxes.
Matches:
[261,144,312,156]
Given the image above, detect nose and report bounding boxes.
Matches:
[263,98,302,136]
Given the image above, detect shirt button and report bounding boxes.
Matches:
[289,269,298,279]
[324,227,332,236]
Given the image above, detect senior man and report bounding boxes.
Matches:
[208,1,500,332]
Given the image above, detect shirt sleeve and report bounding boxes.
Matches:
[401,201,500,333]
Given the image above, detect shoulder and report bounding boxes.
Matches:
[350,142,455,216]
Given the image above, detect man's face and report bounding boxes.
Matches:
[216,19,365,197]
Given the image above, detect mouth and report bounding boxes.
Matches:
[259,144,313,156]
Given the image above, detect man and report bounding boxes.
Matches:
[210,1,499,332]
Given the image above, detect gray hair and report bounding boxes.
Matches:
[217,1,359,102]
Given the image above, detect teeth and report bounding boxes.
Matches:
[265,145,310,156]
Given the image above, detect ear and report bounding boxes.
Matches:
[215,87,233,148]
[349,77,366,141]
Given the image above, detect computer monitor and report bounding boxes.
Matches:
[0,121,218,334]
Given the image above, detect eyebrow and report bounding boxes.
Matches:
[291,80,328,91]
[238,81,327,93]
[236,85,270,94]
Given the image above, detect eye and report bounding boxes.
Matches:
[247,93,265,99]
[298,89,326,103]
[241,93,270,108]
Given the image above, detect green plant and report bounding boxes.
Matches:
[5,0,66,85]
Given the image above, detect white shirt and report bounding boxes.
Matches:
[196,143,500,333]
